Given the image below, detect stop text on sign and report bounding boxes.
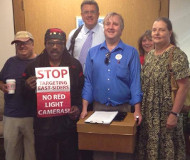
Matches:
[37,69,68,79]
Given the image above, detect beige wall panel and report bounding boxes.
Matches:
[21,0,168,54]
[23,0,81,53]
[12,0,25,32]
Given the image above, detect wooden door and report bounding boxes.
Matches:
[13,0,169,54]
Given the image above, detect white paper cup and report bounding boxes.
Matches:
[6,79,16,94]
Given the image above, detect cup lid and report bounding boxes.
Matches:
[6,79,16,82]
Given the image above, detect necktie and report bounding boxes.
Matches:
[79,30,93,68]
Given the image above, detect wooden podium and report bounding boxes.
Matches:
[77,111,137,153]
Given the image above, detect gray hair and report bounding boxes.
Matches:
[103,12,124,30]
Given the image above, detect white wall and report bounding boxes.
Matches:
[169,0,190,62]
[0,0,15,69]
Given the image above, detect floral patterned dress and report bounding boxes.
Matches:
[136,47,190,160]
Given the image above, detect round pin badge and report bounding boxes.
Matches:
[115,54,122,64]
[115,54,122,60]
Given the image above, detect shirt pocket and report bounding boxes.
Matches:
[116,65,130,82]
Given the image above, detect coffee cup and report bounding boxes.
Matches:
[6,79,16,94]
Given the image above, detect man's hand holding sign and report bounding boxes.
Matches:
[25,76,37,90]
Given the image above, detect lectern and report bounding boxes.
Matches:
[77,111,137,153]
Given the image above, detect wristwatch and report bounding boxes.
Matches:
[170,111,180,117]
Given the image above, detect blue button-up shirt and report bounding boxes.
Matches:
[82,40,142,106]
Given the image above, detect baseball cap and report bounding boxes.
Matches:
[45,28,66,42]
[11,31,34,45]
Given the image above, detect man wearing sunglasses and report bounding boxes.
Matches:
[24,28,84,160]
[81,12,142,125]
[0,31,36,160]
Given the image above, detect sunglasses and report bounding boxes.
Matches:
[104,52,111,65]
[46,41,64,47]
[16,40,32,46]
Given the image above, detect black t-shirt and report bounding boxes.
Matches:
[0,56,35,117]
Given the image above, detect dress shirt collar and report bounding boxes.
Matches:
[83,23,101,34]
[100,40,124,52]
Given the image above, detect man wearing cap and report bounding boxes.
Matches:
[24,28,84,160]
[0,31,36,160]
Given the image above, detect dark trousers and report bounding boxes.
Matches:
[35,132,78,160]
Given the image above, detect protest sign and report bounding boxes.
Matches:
[35,67,71,117]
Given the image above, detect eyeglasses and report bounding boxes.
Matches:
[16,40,32,46]
[46,41,64,47]
[104,52,111,65]
[82,10,97,15]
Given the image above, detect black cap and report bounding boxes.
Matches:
[45,28,66,42]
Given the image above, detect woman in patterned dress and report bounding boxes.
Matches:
[136,17,190,160]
